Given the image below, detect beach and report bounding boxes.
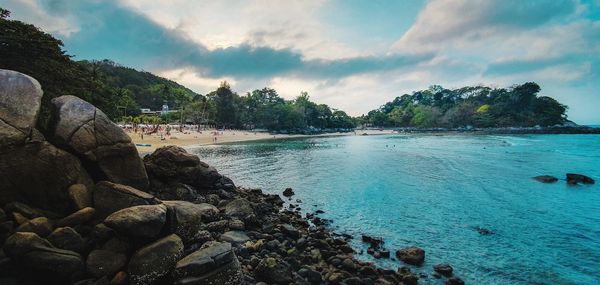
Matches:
[128,128,395,153]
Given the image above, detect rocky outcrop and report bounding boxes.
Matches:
[50,95,148,190]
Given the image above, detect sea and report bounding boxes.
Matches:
[189,134,600,285]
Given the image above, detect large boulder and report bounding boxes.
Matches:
[128,234,184,285]
[163,201,218,243]
[47,227,85,253]
[224,198,254,218]
[49,95,148,189]
[104,204,167,239]
[0,69,42,147]
[396,246,425,266]
[143,146,226,191]
[93,181,159,218]
[86,249,127,278]
[173,242,242,285]
[0,141,93,214]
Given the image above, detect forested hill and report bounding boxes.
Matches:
[359,83,568,128]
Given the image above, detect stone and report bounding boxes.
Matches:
[434,264,453,277]
[173,242,235,279]
[152,183,198,202]
[283,187,295,197]
[128,234,184,285]
[396,247,425,266]
[102,237,130,254]
[56,207,95,227]
[446,277,465,285]
[68,184,92,210]
[49,95,148,189]
[86,249,127,278]
[532,175,558,183]
[104,204,167,239]
[228,219,245,231]
[4,201,54,219]
[22,247,84,277]
[0,69,42,147]
[224,198,254,218]
[219,231,250,244]
[0,141,93,215]
[143,146,223,191]
[111,271,127,285]
[16,217,53,237]
[163,201,218,243]
[93,181,158,218]
[254,257,293,285]
[174,257,242,285]
[566,173,595,185]
[48,227,85,253]
[281,224,300,238]
[3,232,53,257]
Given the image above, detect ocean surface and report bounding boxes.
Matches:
[189,134,600,285]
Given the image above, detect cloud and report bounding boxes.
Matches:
[2,0,79,36]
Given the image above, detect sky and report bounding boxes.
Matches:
[2,0,600,124]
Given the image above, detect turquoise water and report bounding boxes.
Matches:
[189,134,600,285]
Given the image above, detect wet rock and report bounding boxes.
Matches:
[56,207,95,227]
[396,246,425,266]
[86,249,126,278]
[533,175,558,183]
[283,188,295,197]
[128,234,184,285]
[50,95,148,190]
[446,277,465,285]
[163,201,217,243]
[48,227,85,253]
[566,173,595,185]
[93,181,158,219]
[219,231,250,244]
[224,198,254,218]
[434,263,454,277]
[104,204,167,239]
[254,257,293,285]
[16,217,53,237]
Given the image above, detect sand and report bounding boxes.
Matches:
[128,128,394,154]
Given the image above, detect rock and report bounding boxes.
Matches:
[434,264,453,277]
[224,198,254,218]
[93,181,158,218]
[254,257,293,285]
[533,175,558,183]
[16,217,53,237]
[474,226,493,235]
[566,173,595,185]
[163,201,218,243]
[68,184,92,210]
[152,183,198,202]
[303,268,322,284]
[172,242,235,279]
[128,234,184,285]
[219,231,250,244]
[22,247,84,278]
[86,249,126,278]
[56,207,95,227]
[0,69,42,147]
[4,202,50,219]
[48,227,85,253]
[49,95,148,189]
[228,219,245,230]
[104,204,167,239]
[111,271,127,285]
[446,277,465,285]
[283,188,295,197]
[396,247,425,266]
[281,224,300,238]
[174,256,242,285]
[3,232,52,257]
[102,237,130,254]
[143,146,223,191]
[0,141,93,214]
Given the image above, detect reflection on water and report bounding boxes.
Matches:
[190,134,600,285]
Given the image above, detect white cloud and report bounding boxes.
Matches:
[4,0,79,36]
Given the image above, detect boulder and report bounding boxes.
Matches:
[566,173,595,185]
[219,231,250,244]
[254,257,293,285]
[47,227,85,253]
[152,183,199,202]
[172,242,235,279]
[93,181,159,218]
[446,277,465,285]
[283,188,295,197]
[0,141,93,214]
[86,249,126,278]
[0,69,42,147]
[143,146,223,191]
[396,247,425,266]
[174,257,242,285]
[104,204,167,239]
[533,175,558,183]
[16,217,53,237]
[3,232,52,257]
[163,201,218,243]
[68,184,92,210]
[433,264,453,277]
[21,247,84,278]
[56,207,95,227]
[49,95,148,189]
[224,198,254,218]
[128,234,184,285]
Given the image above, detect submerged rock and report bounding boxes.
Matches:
[566,173,595,185]
[396,246,425,266]
[282,187,295,197]
[533,175,558,183]
[434,263,454,277]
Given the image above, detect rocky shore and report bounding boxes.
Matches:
[0,69,465,285]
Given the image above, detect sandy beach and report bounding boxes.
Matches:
[128,128,395,154]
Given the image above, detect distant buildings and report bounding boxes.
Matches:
[140,105,178,116]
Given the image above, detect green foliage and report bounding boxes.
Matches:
[365,83,567,128]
